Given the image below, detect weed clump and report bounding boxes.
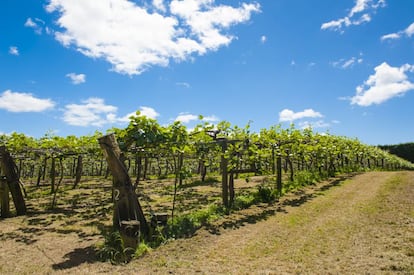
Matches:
[96,231,133,264]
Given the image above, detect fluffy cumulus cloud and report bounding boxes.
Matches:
[63,98,119,126]
[279,108,323,122]
[66,73,86,84]
[321,0,385,32]
[175,113,199,123]
[0,90,55,112]
[65,98,157,126]
[9,46,19,56]
[351,62,414,106]
[120,106,160,122]
[138,106,160,119]
[381,22,414,41]
[46,0,260,75]
[174,112,219,124]
[63,98,160,126]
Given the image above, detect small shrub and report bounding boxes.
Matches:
[166,204,222,238]
[254,185,277,203]
[134,242,152,258]
[96,231,133,264]
[293,171,320,188]
[233,193,256,210]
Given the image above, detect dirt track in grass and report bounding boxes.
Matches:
[1,171,413,274]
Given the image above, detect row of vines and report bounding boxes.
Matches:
[2,113,413,262]
[1,113,413,209]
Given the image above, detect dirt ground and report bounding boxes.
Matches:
[0,171,413,274]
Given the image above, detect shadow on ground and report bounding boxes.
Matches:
[205,174,356,235]
[52,246,98,270]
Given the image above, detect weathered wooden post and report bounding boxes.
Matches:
[220,139,229,208]
[98,134,149,248]
[229,172,235,207]
[0,176,10,218]
[73,155,83,189]
[0,146,26,216]
[50,156,56,193]
[276,154,283,197]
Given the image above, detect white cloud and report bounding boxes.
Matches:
[331,56,363,69]
[279,109,323,122]
[138,106,160,119]
[46,0,260,75]
[66,73,86,84]
[350,62,414,106]
[381,22,414,41]
[24,17,45,34]
[9,46,19,56]
[118,106,160,123]
[174,112,219,124]
[203,115,219,122]
[0,90,55,112]
[407,22,414,37]
[175,113,198,123]
[298,120,330,130]
[381,33,401,41]
[342,58,357,69]
[152,0,166,12]
[63,98,119,126]
[321,0,385,32]
[349,0,369,16]
[24,18,37,28]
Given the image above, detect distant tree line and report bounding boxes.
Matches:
[379,142,414,163]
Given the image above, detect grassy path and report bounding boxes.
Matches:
[118,171,414,274]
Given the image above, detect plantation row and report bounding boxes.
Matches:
[1,114,413,195]
[2,114,414,262]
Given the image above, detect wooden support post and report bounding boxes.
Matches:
[287,157,294,182]
[120,220,140,250]
[178,153,184,186]
[0,146,26,216]
[73,155,83,189]
[276,155,282,197]
[0,177,10,218]
[220,140,229,208]
[98,134,149,244]
[150,213,169,227]
[50,157,56,193]
[229,172,235,207]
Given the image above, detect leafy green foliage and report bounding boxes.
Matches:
[293,171,320,187]
[233,193,256,210]
[134,242,152,258]
[379,142,414,164]
[96,230,153,264]
[96,231,133,264]
[166,204,223,238]
[254,185,278,203]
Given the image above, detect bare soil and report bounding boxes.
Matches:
[1,171,413,274]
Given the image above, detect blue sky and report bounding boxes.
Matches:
[1,0,413,145]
